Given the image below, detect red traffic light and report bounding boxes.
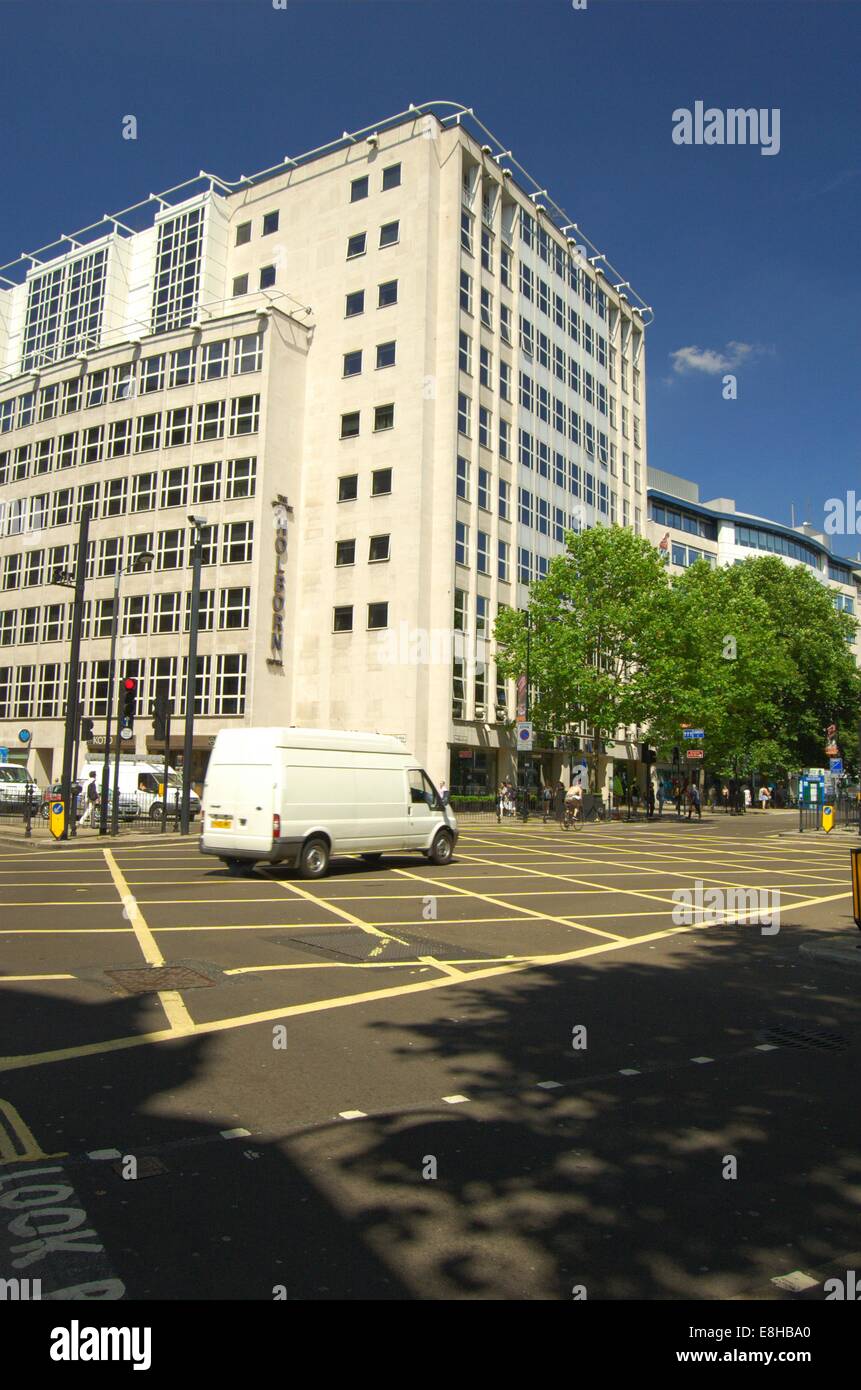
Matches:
[123,678,137,691]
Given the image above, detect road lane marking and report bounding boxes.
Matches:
[0,1098,68,1164]
[102,849,193,1033]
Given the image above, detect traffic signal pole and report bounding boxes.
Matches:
[100,570,121,836]
[59,509,91,841]
[181,522,204,836]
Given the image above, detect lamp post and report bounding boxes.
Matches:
[100,551,154,835]
[181,516,206,835]
[55,508,92,841]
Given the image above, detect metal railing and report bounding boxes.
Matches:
[0,787,195,836]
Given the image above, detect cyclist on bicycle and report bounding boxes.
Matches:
[563,780,583,828]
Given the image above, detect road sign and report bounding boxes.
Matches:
[18,729,31,744]
[686,749,704,759]
[822,804,834,833]
[119,727,134,741]
[0,747,7,764]
[825,743,839,757]
[517,722,533,752]
[49,800,65,839]
[683,729,705,739]
[830,757,844,774]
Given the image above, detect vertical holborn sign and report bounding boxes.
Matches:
[269,497,293,666]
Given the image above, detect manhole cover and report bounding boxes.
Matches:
[761,1025,849,1052]
[267,929,491,964]
[105,966,216,995]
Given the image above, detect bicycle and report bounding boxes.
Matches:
[561,804,580,831]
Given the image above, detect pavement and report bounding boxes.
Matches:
[1,812,859,1300]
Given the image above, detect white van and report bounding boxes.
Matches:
[78,759,201,822]
[200,727,458,878]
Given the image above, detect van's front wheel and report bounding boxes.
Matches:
[427,830,454,866]
[299,837,330,879]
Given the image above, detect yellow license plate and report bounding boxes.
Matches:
[210,817,232,828]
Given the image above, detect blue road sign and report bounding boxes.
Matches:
[0,747,8,764]
[683,729,705,739]
[18,729,31,744]
[829,758,844,774]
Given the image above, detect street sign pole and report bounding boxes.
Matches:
[59,508,91,841]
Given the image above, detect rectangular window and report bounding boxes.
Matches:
[341,411,360,439]
[98,536,123,578]
[219,587,251,629]
[373,403,394,432]
[347,231,367,259]
[369,534,390,562]
[81,426,103,465]
[260,264,276,289]
[136,413,161,451]
[39,384,59,420]
[478,405,491,449]
[104,477,127,517]
[196,400,225,442]
[193,460,221,504]
[153,592,181,634]
[477,531,490,575]
[461,209,474,254]
[169,347,196,388]
[161,467,188,509]
[376,340,396,369]
[343,349,362,377]
[76,482,99,521]
[500,303,512,345]
[229,395,259,436]
[480,345,492,389]
[215,654,247,717]
[350,175,369,202]
[57,434,76,470]
[52,489,74,527]
[371,467,392,496]
[42,605,66,643]
[233,334,263,375]
[63,378,82,414]
[226,456,256,499]
[166,407,192,448]
[382,164,401,191]
[346,290,365,317]
[131,472,157,512]
[456,455,469,501]
[458,391,471,437]
[335,539,356,567]
[478,466,491,511]
[235,221,251,246]
[222,520,253,564]
[86,370,107,408]
[201,339,229,380]
[501,245,512,290]
[367,602,388,629]
[379,220,399,248]
[459,331,472,375]
[107,419,131,458]
[480,287,493,329]
[232,275,248,298]
[498,477,510,520]
[455,520,468,567]
[499,417,511,460]
[378,279,398,307]
[157,528,184,571]
[338,474,358,502]
[459,270,473,315]
[140,356,165,395]
[333,606,353,633]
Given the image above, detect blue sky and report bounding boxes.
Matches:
[2,0,859,553]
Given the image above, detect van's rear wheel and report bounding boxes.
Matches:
[427,830,454,865]
[299,837,330,879]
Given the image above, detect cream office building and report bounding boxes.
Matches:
[0,103,651,790]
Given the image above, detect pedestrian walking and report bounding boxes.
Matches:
[79,771,100,827]
[758,785,770,811]
[542,783,553,822]
[646,782,655,819]
[657,782,666,818]
[675,781,684,819]
[690,782,702,821]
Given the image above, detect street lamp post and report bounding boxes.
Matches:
[57,508,92,841]
[100,552,154,836]
[181,516,206,836]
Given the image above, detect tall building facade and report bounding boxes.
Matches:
[0,103,650,789]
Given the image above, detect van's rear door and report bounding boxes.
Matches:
[203,761,275,855]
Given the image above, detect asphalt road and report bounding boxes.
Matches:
[1,812,859,1300]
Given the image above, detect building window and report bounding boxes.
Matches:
[376,341,396,369]
[154,592,181,634]
[378,279,398,307]
[22,247,107,371]
[346,290,365,317]
[477,531,490,575]
[478,467,491,511]
[166,407,192,448]
[459,270,473,315]
[196,400,226,442]
[350,175,369,203]
[226,456,256,499]
[236,222,252,246]
[333,606,353,633]
[343,349,363,377]
[98,537,123,578]
[233,334,263,374]
[372,467,392,496]
[219,588,251,629]
[201,340,229,380]
[104,478,127,516]
[373,403,394,432]
[262,210,279,236]
[214,654,247,716]
[140,356,164,395]
[480,287,493,329]
[336,539,356,567]
[232,275,249,298]
[479,406,491,449]
[86,370,107,408]
[136,413,162,452]
[229,395,259,435]
[455,520,468,567]
[458,392,471,437]
[151,206,203,333]
[193,460,222,504]
[480,345,492,390]
[82,426,103,464]
[459,331,472,375]
[369,534,390,562]
[456,455,469,501]
[39,384,59,420]
[379,220,399,248]
[497,539,509,582]
[461,209,474,255]
[161,468,188,509]
[367,602,388,629]
[341,411,361,439]
[347,232,367,259]
[169,347,196,388]
[157,528,184,571]
[62,378,82,414]
[382,164,401,190]
[222,521,253,564]
[338,474,358,502]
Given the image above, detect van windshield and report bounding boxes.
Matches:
[0,767,32,784]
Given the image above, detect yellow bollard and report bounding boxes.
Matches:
[821,804,834,834]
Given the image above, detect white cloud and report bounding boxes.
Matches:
[669,341,757,376]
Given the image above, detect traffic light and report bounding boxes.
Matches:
[152,687,173,742]
[80,716,94,742]
[121,678,137,731]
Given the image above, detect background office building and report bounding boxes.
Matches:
[0,103,651,790]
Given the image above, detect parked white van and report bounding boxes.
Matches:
[200,727,458,878]
[78,759,201,822]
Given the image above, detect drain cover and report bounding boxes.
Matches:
[267,929,490,964]
[761,1025,849,1052]
[105,966,216,995]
